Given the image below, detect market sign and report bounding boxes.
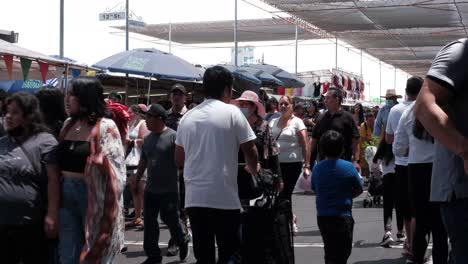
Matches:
[99,12,126,21]
[129,20,146,27]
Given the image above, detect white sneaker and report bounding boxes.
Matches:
[380,232,394,247]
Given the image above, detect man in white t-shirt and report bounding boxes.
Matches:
[175,66,259,264]
[384,76,423,252]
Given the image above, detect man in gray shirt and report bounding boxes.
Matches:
[414,39,468,264]
[136,104,190,264]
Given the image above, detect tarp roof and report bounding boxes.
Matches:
[260,0,468,76]
[121,1,468,76]
[116,18,322,44]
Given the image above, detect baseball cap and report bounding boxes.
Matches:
[170,83,187,94]
[146,104,167,119]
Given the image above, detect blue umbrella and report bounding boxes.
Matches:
[93,48,203,82]
[215,65,262,96]
[239,65,284,87]
[249,64,305,88]
[0,80,57,94]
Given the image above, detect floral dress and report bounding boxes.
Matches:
[81,118,126,264]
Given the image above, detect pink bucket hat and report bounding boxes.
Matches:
[231,90,266,118]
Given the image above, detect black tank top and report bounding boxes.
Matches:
[57,140,90,173]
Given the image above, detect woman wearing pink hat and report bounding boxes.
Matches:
[125,104,150,227]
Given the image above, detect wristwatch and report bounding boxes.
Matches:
[303,164,310,169]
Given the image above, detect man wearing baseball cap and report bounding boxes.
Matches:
[135,104,190,263]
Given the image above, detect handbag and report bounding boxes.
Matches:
[238,170,263,200]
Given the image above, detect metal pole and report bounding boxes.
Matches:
[335,38,338,69]
[169,22,172,53]
[147,77,152,105]
[394,67,397,89]
[379,61,382,99]
[295,24,298,76]
[234,0,238,67]
[60,0,64,59]
[125,0,129,51]
[360,50,363,77]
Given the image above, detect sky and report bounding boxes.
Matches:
[1,0,412,100]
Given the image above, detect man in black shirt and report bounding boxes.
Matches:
[311,88,360,169]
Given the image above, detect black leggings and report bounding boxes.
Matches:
[383,173,404,232]
[279,162,302,213]
[408,163,448,264]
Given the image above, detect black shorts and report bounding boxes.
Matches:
[395,165,413,219]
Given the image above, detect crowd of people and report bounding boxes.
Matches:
[0,38,467,264]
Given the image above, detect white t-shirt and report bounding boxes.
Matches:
[175,99,256,210]
[385,101,412,166]
[269,116,307,163]
[393,103,434,164]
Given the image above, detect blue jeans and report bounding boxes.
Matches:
[58,178,88,264]
[440,198,468,264]
[144,192,189,262]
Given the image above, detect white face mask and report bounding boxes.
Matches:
[240,107,251,118]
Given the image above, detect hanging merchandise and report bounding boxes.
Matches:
[3,55,14,80]
[277,87,285,95]
[343,75,349,91]
[351,77,357,92]
[360,80,365,92]
[20,58,32,81]
[356,79,360,92]
[322,81,330,94]
[313,81,321,97]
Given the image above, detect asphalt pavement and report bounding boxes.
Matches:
[117,191,418,264]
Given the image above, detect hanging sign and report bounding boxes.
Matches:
[38,62,49,84]
[99,11,126,21]
[20,58,32,81]
[3,55,13,80]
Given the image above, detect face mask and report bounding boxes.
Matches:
[385,100,395,107]
[240,107,251,118]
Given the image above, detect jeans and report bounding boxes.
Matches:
[0,224,48,264]
[58,178,88,264]
[408,163,448,264]
[440,198,468,264]
[383,173,403,232]
[317,215,354,264]
[144,192,189,262]
[187,207,241,264]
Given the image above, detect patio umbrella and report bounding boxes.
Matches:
[93,48,203,82]
[215,64,262,97]
[249,63,305,88]
[239,65,284,87]
[0,79,57,94]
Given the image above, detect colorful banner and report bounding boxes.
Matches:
[20,58,32,81]
[71,69,81,78]
[3,55,13,80]
[38,62,49,83]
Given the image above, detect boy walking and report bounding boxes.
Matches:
[136,104,190,264]
[311,130,363,264]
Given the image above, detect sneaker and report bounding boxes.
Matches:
[179,239,190,262]
[166,238,179,256]
[397,231,406,242]
[380,232,394,247]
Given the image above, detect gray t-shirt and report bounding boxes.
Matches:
[0,132,58,225]
[426,38,468,202]
[141,128,178,194]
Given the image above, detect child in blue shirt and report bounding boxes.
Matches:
[311,130,363,264]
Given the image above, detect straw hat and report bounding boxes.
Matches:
[231,90,266,118]
[381,89,402,98]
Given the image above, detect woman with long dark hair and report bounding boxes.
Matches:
[393,104,448,263]
[0,92,60,263]
[353,103,365,127]
[58,78,126,264]
[35,89,67,138]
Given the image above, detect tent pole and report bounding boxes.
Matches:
[335,38,338,69]
[379,61,382,99]
[394,67,396,90]
[147,77,152,105]
[64,63,69,92]
[360,50,363,78]
[234,0,238,67]
[125,0,129,51]
[169,22,172,54]
[295,24,298,76]
[60,0,64,59]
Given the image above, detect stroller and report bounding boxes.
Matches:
[240,170,295,264]
[363,146,383,208]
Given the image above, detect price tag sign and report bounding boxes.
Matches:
[99,12,126,21]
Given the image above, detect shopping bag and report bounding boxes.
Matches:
[295,172,312,192]
[125,145,140,167]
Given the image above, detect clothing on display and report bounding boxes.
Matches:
[323,82,331,94]
[313,82,322,97]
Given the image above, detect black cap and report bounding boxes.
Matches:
[170,83,186,94]
[146,104,168,119]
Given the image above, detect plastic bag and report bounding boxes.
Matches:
[125,145,141,167]
[295,172,312,192]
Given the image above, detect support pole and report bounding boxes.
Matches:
[169,22,172,53]
[379,61,382,99]
[394,67,397,90]
[360,50,363,77]
[234,0,238,67]
[335,38,338,69]
[125,0,129,51]
[295,24,298,76]
[147,77,152,105]
[59,0,64,59]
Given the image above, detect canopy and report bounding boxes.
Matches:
[239,65,284,87]
[249,63,305,88]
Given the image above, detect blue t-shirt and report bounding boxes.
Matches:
[312,159,362,217]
